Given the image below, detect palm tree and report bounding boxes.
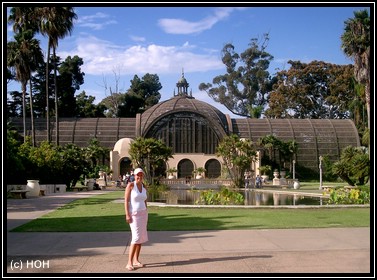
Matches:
[341,10,370,133]
[36,7,77,144]
[7,30,43,145]
[8,7,43,146]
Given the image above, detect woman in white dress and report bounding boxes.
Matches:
[124,167,148,271]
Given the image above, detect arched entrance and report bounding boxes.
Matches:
[205,159,221,178]
[177,159,194,179]
[120,157,132,177]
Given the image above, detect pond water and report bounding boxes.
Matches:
[148,189,328,206]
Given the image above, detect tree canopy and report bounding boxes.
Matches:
[265,60,355,119]
[199,33,274,118]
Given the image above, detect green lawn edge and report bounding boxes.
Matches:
[10,190,370,232]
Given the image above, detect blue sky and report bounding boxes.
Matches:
[6,4,371,117]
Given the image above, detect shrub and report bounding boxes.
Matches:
[196,187,244,205]
[327,187,370,205]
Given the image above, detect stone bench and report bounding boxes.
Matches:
[323,186,356,192]
[72,186,88,192]
[322,186,336,192]
[10,190,29,199]
[343,185,357,191]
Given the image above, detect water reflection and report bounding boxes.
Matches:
[243,190,325,206]
[148,189,327,206]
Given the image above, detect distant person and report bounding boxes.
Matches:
[123,172,130,185]
[255,175,262,188]
[244,175,250,189]
[124,168,148,271]
[122,174,127,186]
[129,171,135,182]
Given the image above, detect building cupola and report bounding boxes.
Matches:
[174,69,193,98]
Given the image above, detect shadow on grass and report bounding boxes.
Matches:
[10,211,234,232]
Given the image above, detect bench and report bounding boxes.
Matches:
[72,186,88,192]
[10,190,29,199]
[322,186,336,192]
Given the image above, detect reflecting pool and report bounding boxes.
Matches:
[148,189,328,206]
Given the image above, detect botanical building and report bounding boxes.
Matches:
[10,74,360,180]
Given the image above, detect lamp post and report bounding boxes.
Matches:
[319,156,323,190]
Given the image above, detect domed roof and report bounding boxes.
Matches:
[177,70,188,85]
[113,137,134,152]
[140,95,229,136]
[178,76,188,84]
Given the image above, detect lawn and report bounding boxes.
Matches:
[11,189,370,232]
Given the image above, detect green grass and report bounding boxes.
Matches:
[261,181,347,194]
[11,190,370,232]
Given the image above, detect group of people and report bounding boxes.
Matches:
[244,174,263,189]
[117,171,135,188]
[123,171,135,184]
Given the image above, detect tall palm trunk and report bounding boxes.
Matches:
[21,82,27,143]
[46,38,51,143]
[360,69,370,159]
[29,77,35,147]
[53,46,59,145]
[365,82,370,131]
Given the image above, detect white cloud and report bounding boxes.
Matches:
[129,35,146,42]
[158,7,247,34]
[58,35,224,76]
[76,12,117,30]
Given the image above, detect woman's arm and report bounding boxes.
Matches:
[124,183,132,223]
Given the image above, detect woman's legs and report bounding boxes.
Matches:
[133,244,143,265]
[128,210,148,269]
[127,243,144,269]
[127,243,137,270]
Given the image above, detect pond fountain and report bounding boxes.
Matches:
[148,189,328,206]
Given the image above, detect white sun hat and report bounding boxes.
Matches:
[134,168,144,175]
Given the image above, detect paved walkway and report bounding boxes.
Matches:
[5,190,372,275]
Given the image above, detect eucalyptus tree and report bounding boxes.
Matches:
[341,9,370,132]
[37,7,78,144]
[199,33,274,117]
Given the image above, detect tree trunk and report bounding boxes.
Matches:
[29,78,35,147]
[365,81,370,160]
[22,82,27,143]
[46,38,51,143]
[54,46,59,146]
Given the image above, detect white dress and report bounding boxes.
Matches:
[128,182,148,244]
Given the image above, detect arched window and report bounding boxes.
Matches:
[145,112,220,154]
[205,159,222,178]
[178,159,194,178]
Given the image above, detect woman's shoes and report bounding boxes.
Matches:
[127,262,144,271]
[133,262,144,268]
[126,265,134,271]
